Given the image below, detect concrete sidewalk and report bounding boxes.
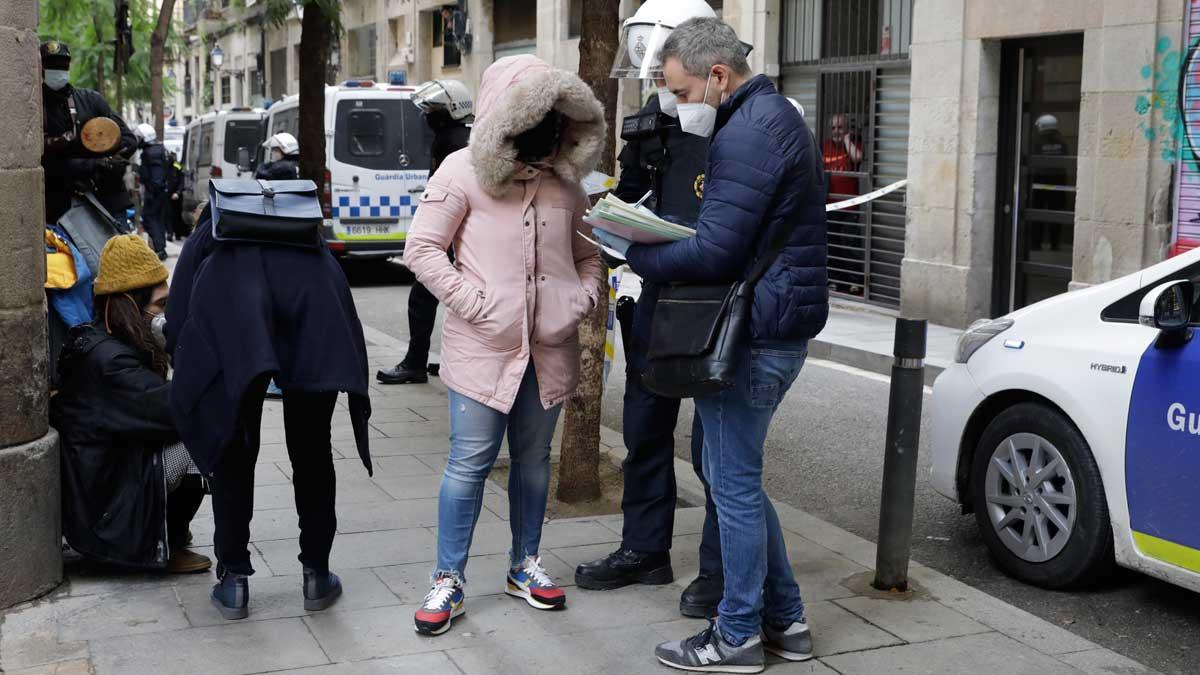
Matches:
[1,334,1153,675]
[809,300,960,385]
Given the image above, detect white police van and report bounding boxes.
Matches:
[262,81,432,260]
[180,109,266,226]
[931,246,1200,593]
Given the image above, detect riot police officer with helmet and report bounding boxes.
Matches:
[40,40,138,225]
[573,0,726,619]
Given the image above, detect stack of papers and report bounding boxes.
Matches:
[584,194,694,244]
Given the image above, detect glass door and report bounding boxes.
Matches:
[996,36,1083,314]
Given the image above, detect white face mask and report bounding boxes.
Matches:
[677,72,719,138]
[44,69,70,91]
[657,87,678,118]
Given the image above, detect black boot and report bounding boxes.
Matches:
[679,574,723,618]
[574,548,673,591]
[211,568,249,620]
[303,567,343,611]
[376,362,429,385]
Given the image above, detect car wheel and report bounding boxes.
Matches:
[970,402,1115,589]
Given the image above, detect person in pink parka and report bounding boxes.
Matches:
[404,55,606,636]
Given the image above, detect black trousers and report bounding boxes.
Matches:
[143,192,167,255]
[167,474,206,547]
[620,373,723,577]
[401,280,439,369]
[210,386,339,575]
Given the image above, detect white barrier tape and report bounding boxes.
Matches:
[826,179,908,212]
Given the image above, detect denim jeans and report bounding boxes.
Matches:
[435,364,562,582]
[696,344,809,644]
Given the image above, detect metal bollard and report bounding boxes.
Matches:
[873,317,928,592]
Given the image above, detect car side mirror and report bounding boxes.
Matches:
[1140,279,1194,348]
[237,147,252,174]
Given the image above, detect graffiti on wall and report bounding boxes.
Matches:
[1135,36,1186,164]
[1173,6,1200,243]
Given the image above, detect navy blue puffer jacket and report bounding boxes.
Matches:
[625,75,829,344]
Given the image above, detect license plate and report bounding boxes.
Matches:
[343,223,400,237]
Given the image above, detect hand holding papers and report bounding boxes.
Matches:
[583,193,695,244]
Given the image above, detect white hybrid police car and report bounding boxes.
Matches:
[931,246,1200,592]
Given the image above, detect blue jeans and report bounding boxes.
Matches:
[435,365,562,582]
[697,344,809,644]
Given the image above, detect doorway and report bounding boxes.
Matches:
[994,35,1084,315]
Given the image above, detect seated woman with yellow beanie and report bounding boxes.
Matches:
[51,234,211,574]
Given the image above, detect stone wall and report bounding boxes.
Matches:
[903,0,1185,327]
[0,0,62,609]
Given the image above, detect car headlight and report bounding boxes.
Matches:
[955,318,1014,364]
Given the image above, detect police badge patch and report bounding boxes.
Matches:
[47,42,62,54]
[694,173,705,199]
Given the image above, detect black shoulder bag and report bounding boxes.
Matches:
[642,137,817,399]
[209,179,323,248]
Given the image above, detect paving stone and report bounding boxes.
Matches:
[413,453,448,473]
[364,407,428,424]
[1059,647,1157,674]
[90,617,329,675]
[549,542,624,570]
[343,434,449,457]
[372,473,493,501]
[56,587,190,642]
[369,393,448,411]
[445,519,620,559]
[447,623,672,675]
[191,507,301,544]
[833,596,990,643]
[375,421,447,438]
[7,658,95,675]
[335,498,497,534]
[302,601,484,661]
[178,568,400,627]
[522,582,684,637]
[374,454,441,476]
[0,596,92,671]
[822,631,1082,675]
[784,534,868,603]
[374,551,575,604]
[804,600,904,657]
[481,493,511,520]
[333,425,386,442]
[256,529,438,574]
[254,478,393,512]
[281,652,461,674]
[408,404,450,422]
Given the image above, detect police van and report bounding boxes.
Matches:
[262,81,432,259]
[931,246,1200,594]
[180,109,266,226]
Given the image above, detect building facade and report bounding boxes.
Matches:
[171,0,1191,329]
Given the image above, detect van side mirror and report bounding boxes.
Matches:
[1140,280,1194,348]
[237,147,252,173]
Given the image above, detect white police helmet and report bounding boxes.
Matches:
[1034,114,1059,133]
[610,0,717,80]
[412,79,475,121]
[262,132,300,157]
[135,123,157,144]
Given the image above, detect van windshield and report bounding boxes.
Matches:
[224,119,265,168]
[333,99,432,171]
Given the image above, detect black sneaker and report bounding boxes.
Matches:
[376,363,429,385]
[656,620,765,674]
[574,548,673,591]
[680,574,723,618]
[303,567,343,611]
[211,570,249,620]
[762,618,813,661]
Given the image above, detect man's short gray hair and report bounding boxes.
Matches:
[661,17,751,78]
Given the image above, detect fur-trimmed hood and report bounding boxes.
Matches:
[470,55,606,197]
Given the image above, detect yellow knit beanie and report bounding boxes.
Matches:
[93,235,169,295]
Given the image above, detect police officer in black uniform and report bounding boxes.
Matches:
[137,124,170,260]
[40,40,138,225]
[573,1,725,618]
[378,80,474,385]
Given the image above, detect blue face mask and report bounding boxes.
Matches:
[44,69,70,91]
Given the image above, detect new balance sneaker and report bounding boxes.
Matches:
[414,574,465,636]
[655,620,765,674]
[506,555,566,610]
[762,618,813,661]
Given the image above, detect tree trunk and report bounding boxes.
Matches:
[150,0,177,141]
[556,0,619,504]
[92,13,107,97]
[298,1,331,185]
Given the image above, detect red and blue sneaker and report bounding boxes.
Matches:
[505,555,566,611]
[414,574,465,636]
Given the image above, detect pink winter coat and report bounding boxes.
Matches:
[403,55,607,413]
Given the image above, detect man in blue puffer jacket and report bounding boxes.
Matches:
[596,17,828,674]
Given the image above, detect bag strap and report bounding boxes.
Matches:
[745,128,821,286]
